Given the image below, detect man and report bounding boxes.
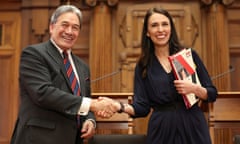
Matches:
[11,5,113,144]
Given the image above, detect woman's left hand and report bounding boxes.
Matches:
[174,79,196,95]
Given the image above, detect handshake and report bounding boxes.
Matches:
[90,97,125,118]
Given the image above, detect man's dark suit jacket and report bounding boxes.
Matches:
[11,40,95,144]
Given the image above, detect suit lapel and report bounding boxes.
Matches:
[46,41,63,65]
[46,41,73,93]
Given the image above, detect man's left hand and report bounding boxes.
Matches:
[80,120,95,139]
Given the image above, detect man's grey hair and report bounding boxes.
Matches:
[50,5,83,27]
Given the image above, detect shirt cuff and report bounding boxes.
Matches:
[86,119,97,129]
[78,97,91,116]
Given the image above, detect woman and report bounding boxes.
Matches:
[100,7,217,144]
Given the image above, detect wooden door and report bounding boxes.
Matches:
[0,12,21,144]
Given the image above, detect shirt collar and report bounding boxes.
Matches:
[50,38,71,57]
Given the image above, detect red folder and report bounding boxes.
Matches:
[168,48,201,109]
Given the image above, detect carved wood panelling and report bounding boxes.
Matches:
[21,0,60,46]
[31,9,49,42]
[201,0,213,5]
[119,4,197,49]
[73,10,92,63]
[0,12,21,144]
[84,0,118,7]
[227,1,240,91]
[201,0,235,5]
[222,0,235,5]
[89,3,113,92]
[203,3,231,91]
[209,92,240,144]
[210,119,240,144]
[0,20,15,49]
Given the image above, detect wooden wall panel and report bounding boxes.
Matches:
[203,3,230,91]
[0,12,21,144]
[230,54,240,91]
[73,10,92,64]
[0,56,13,144]
[209,92,240,144]
[228,1,240,91]
[89,4,113,92]
[211,123,240,144]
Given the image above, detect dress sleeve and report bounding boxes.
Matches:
[192,50,218,102]
[131,65,151,118]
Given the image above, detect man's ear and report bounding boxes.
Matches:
[49,24,53,34]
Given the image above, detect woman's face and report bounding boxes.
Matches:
[146,13,171,48]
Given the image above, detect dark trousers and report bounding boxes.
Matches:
[76,129,83,144]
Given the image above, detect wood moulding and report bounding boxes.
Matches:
[84,0,118,7]
[201,0,235,5]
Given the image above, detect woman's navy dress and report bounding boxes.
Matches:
[132,50,217,144]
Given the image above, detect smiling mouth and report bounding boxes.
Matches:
[156,35,166,39]
[63,37,73,42]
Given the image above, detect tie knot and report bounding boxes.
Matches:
[63,50,68,59]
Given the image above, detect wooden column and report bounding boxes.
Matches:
[89,2,113,92]
[204,2,230,91]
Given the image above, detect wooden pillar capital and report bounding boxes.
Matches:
[85,0,118,7]
[201,0,235,6]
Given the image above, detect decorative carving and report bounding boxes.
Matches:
[31,9,49,42]
[107,0,118,6]
[0,24,2,46]
[119,4,197,49]
[85,0,97,7]
[119,8,145,48]
[1,21,15,49]
[201,0,213,5]
[222,0,235,5]
[119,15,127,48]
[201,0,235,6]
[84,0,118,7]
[190,15,199,47]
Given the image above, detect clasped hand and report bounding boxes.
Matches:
[91,97,120,118]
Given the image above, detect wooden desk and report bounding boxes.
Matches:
[209,92,240,144]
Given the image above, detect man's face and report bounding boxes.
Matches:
[49,12,80,50]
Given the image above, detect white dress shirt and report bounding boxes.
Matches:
[50,39,91,116]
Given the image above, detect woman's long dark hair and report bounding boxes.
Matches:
[138,7,184,78]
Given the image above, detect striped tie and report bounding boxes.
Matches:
[63,51,80,96]
[63,51,81,128]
